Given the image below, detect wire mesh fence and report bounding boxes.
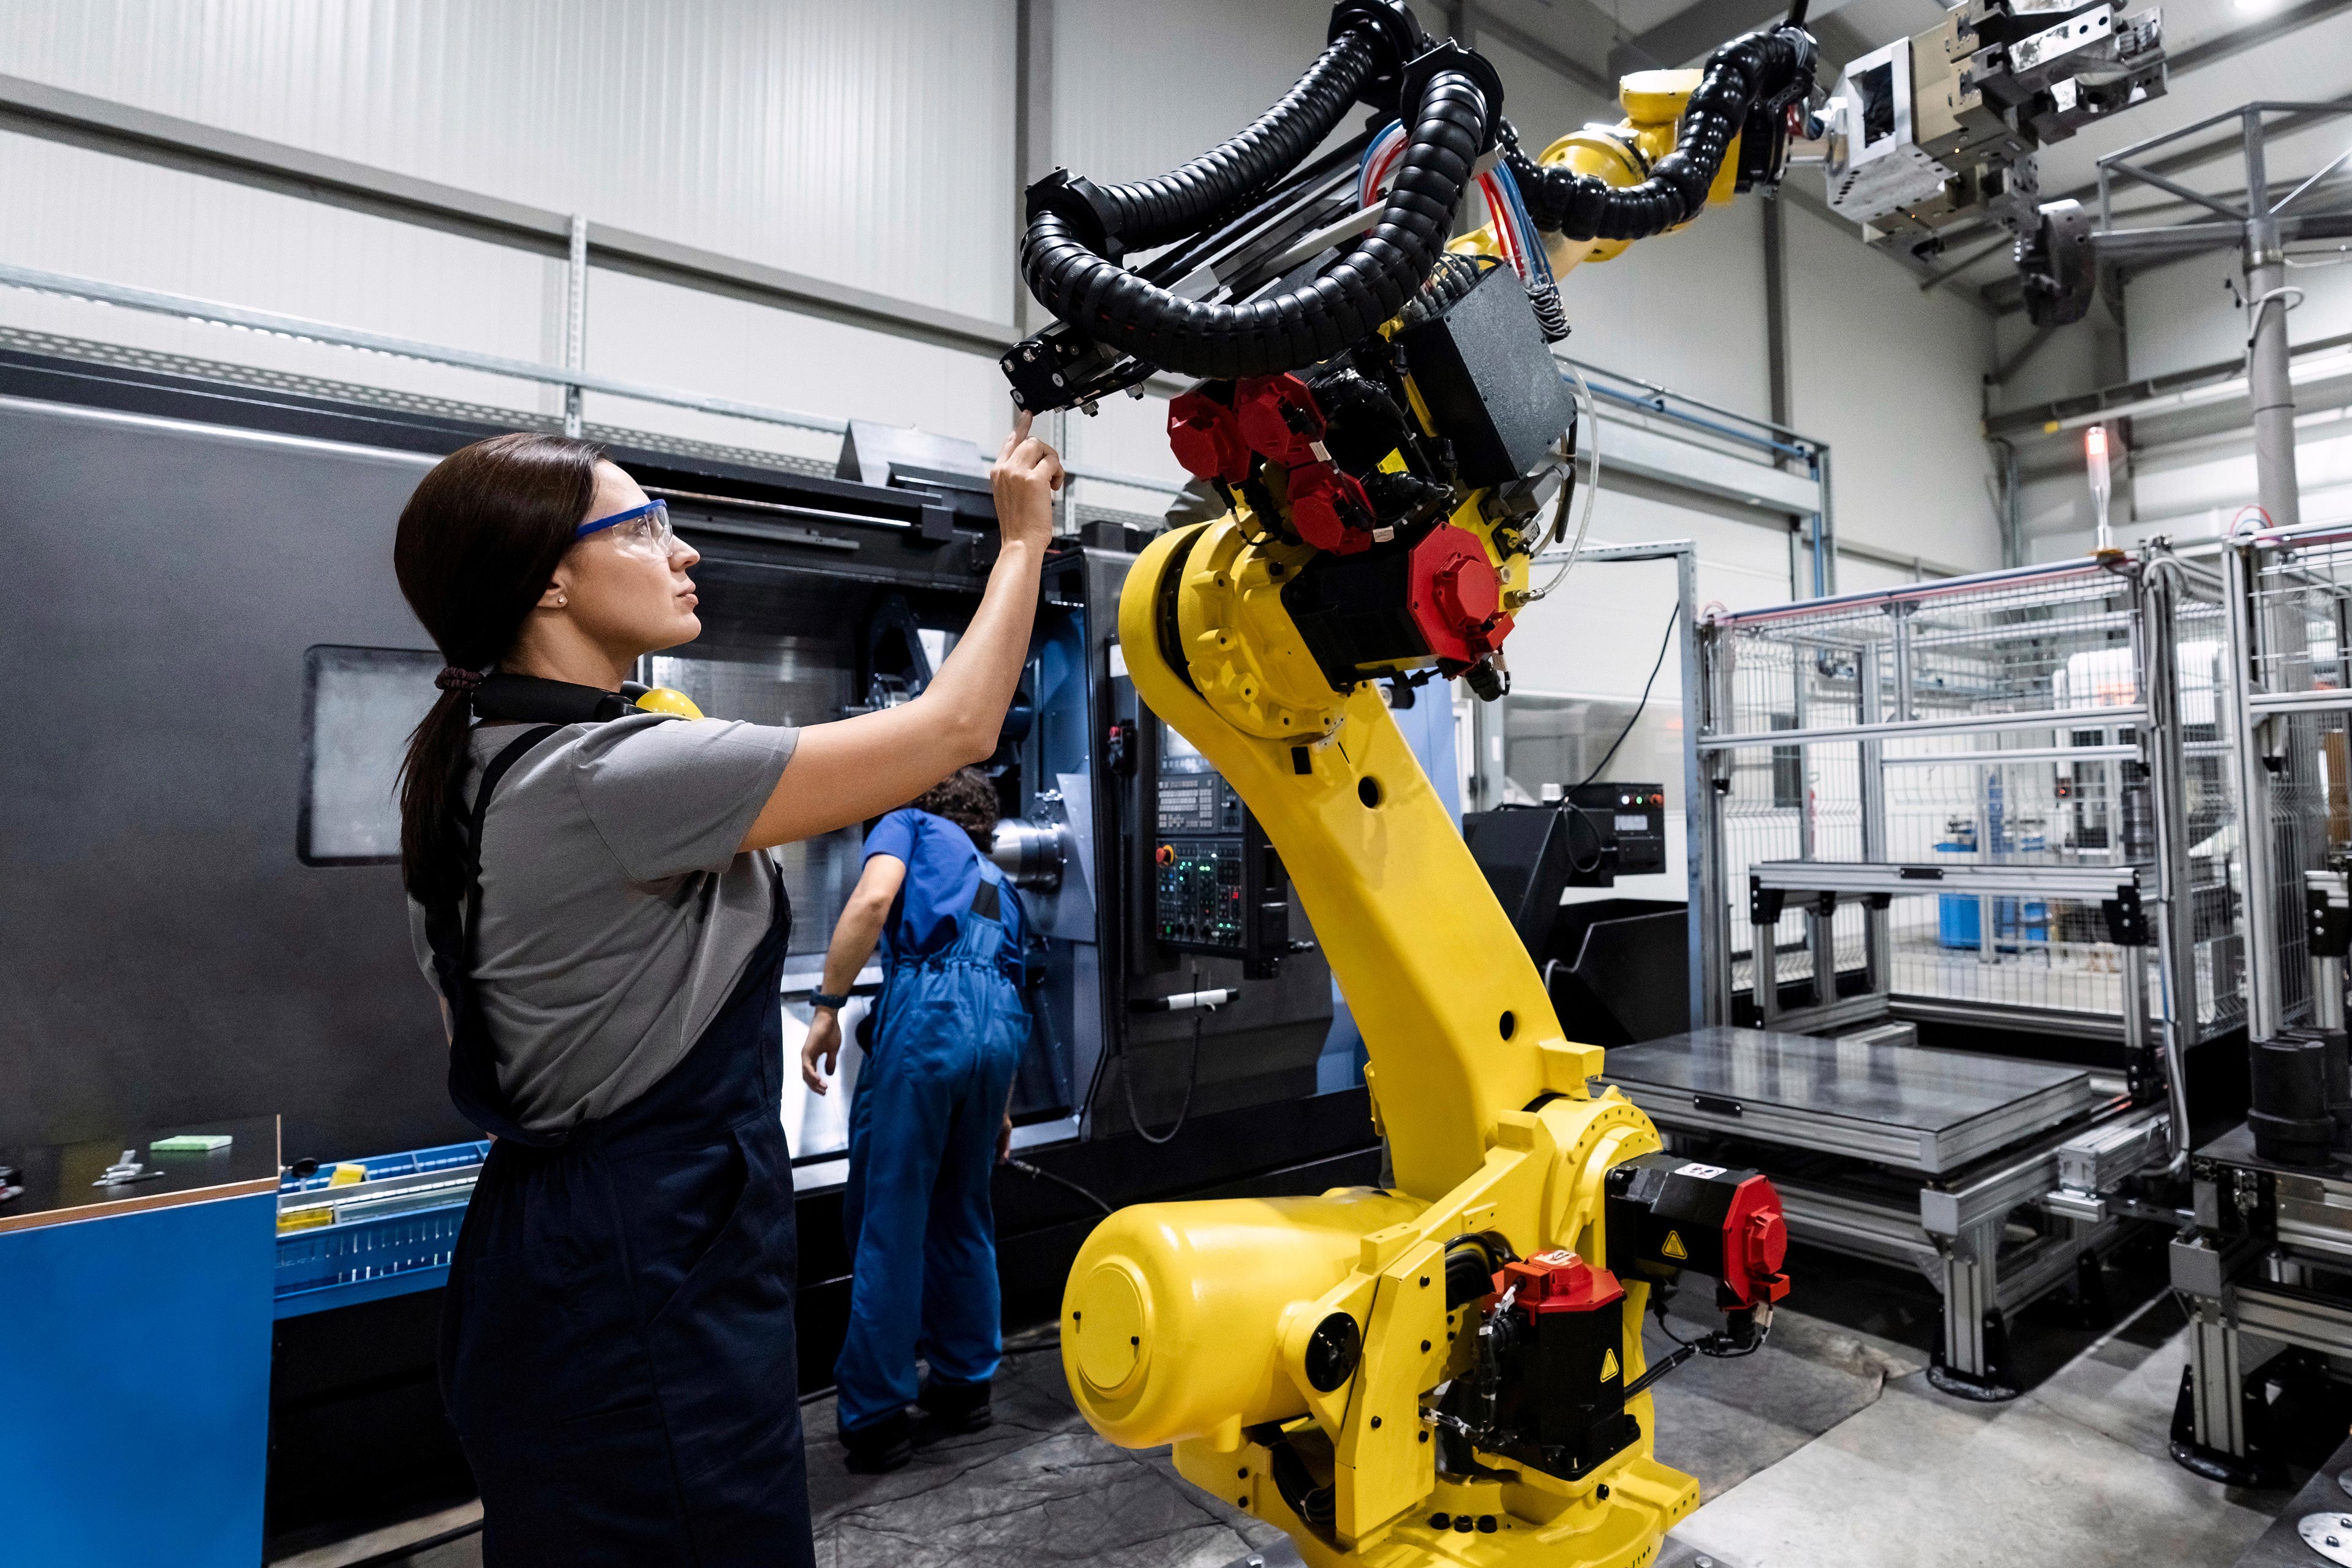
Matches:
[1704,556,2234,1035]
[2240,527,2352,1028]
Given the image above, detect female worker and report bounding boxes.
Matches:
[392,415,1061,1566]
[800,765,1033,1472]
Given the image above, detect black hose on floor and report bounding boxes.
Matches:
[1003,1157,1114,1218]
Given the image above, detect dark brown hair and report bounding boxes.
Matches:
[394,433,603,904]
[911,767,1001,853]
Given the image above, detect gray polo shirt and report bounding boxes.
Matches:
[407,714,799,1135]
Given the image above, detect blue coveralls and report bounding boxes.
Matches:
[834,811,1031,1434]
[424,717,813,1567]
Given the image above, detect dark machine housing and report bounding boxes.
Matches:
[1427,1152,1789,1487]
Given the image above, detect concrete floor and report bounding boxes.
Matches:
[325,1253,2301,1568]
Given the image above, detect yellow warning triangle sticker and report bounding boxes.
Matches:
[1600,1348,1620,1381]
[1662,1230,1687,1260]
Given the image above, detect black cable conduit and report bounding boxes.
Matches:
[1504,26,1812,244]
[1085,35,1378,251]
[1019,13,1497,380]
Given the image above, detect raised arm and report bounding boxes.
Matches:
[739,415,1062,853]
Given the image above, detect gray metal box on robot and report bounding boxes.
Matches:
[1398,267,1576,488]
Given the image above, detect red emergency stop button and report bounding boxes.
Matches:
[1156,845,1176,867]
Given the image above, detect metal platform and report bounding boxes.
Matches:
[1599,1025,2098,1175]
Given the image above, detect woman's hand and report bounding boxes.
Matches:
[801,1009,842,1095]
[998,1113,1014,1165]
[990,410,1063,554]
[736,421,1060,853]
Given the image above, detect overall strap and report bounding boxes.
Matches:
[424,723,564,1146]
[461,725,566,943]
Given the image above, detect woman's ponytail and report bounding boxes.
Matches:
[394,432,602,905]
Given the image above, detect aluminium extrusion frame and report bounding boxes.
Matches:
[1694,545,2232,1058]
[1652,545,2233,1392]
[1653,1088,2165,1393]
[2173,515,2352,1480]
[2171,1122,2352,1482]
[2223,514,2352,1041]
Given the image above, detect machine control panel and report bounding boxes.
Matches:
[1570,782,1666,878]
[1155,839,1244,948]
[1152,722,1292,976]
[1156,763,1245,835]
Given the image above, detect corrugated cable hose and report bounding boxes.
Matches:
[1504,26,1812,243]
[1016,16,1492,379]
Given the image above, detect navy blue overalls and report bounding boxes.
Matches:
[423,704,815,1568]
[832,839,1031,1433]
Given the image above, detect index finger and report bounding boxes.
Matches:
[1003,409,1035,458]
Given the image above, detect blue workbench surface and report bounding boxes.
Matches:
[0,1116,279,1568]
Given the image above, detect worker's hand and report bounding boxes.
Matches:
[998,1112,1014,1166]
[801,1009,842,1095]
[990,410,1063,554]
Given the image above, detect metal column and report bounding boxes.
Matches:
[2140,554,2204,1155]
[563,213,589,439]
[1858,641,1890,993]
[1575,540,1708,1029]
[1939,1214,2008,1388]
[2185,1303,2248,1458]
[1676,545,1707,1033]
[2225,536,2283,1041]
[2242,109,2302,534]
[1698,616,1735,1027]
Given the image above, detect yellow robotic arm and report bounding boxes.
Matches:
[1002,6,1807,1563]
[1068,529,1747,1562]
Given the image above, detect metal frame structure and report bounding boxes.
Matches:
[1604,543,2235,1392]
[2224,514,2352,1040]
[2084,102,2352,540]
[2170,513,2352,1478]
[1694,545,2235,1063]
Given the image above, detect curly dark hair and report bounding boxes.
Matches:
[910,766,1001,852]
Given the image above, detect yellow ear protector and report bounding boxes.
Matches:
[624,683,704,720]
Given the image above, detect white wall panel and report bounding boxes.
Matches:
[0,0,2007,584]
[581,270,1011,461]
[0,0,1017,322]
[1052,0,1336,190]
[2128,247,2352,384]
[1784,198,2000,571]
[0,132,569,415]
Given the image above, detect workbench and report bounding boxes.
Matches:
[0,1116,279,1567]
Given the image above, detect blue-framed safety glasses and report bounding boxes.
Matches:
[576,497,672,543]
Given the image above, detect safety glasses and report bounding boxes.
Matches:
[575,497,674,547]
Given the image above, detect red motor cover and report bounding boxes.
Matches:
[1286,464,1375,556]
[1496,1250,1625,1314]
[1167,389,1251,484]
[1721,1174,1790,1307]
[1408,526,1513,665]
[1231,373,1326,467]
